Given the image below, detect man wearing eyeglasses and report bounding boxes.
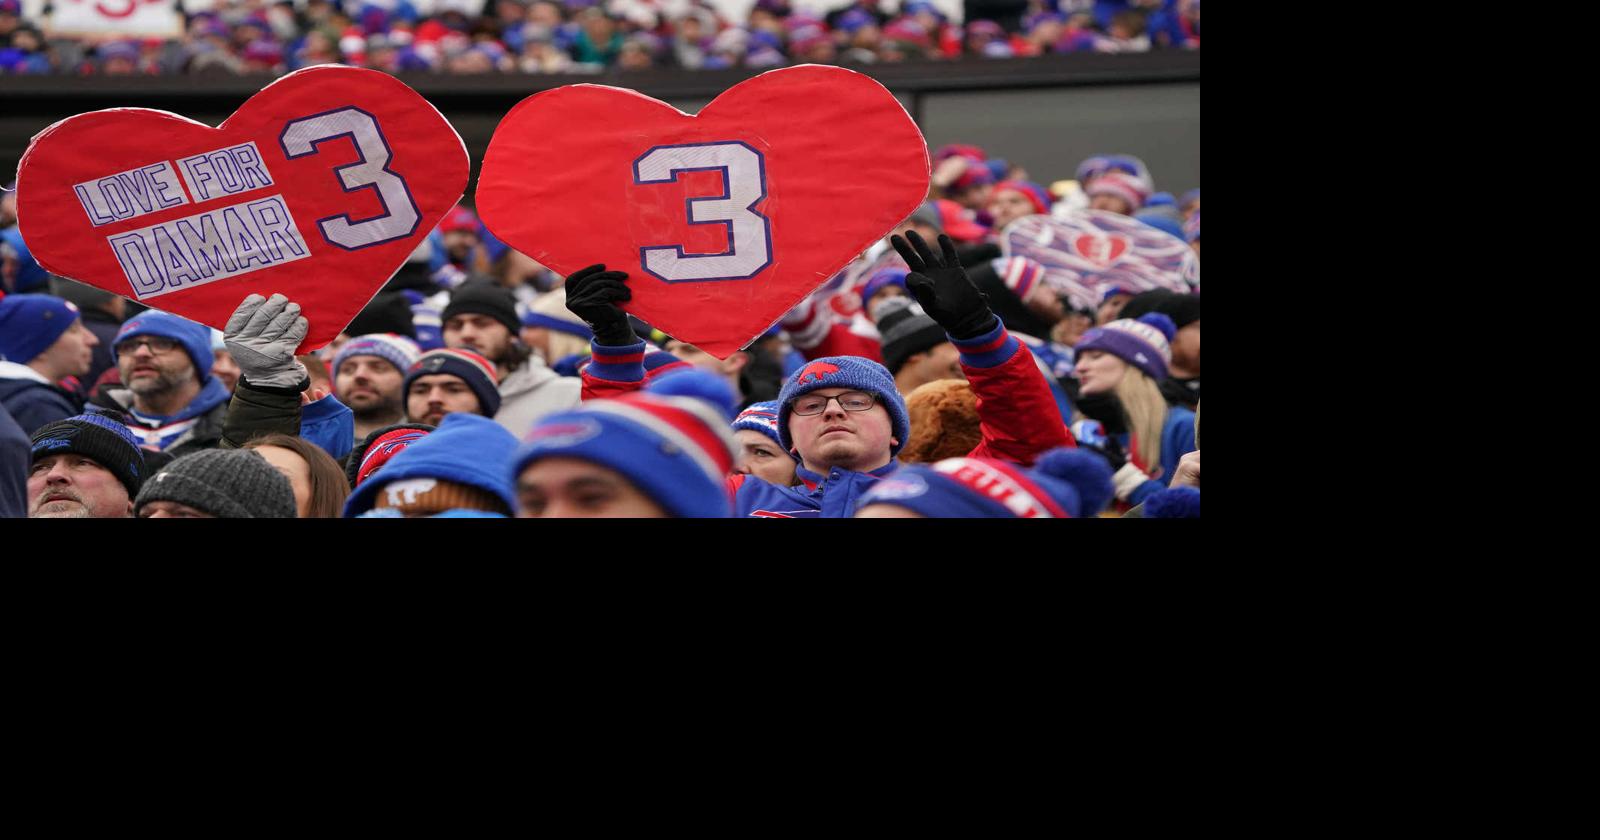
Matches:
[566,231,1075,517]
[89,310,233,456]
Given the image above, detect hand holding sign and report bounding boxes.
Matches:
[891,230,997,340]
[16,65,469,353]
[563,264,636,346]
[476,64,930,359]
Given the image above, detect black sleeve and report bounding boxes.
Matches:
[221,376,309,449]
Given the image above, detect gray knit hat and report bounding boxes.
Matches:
[134,449,298,518]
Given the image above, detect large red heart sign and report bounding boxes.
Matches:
[15,65,468,352]
[475,64,930,359]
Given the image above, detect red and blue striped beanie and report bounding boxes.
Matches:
[403,348,501,417]
[511,392,737,518]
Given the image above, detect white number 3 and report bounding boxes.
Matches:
[633,141,773,282]
[280,107,421,251]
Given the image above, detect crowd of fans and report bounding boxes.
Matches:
[1,137,1198,518]
[0,0,1198,77]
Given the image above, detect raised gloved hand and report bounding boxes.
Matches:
[225,293,309,390]
[563,264,636,346]
[890,230,998,340]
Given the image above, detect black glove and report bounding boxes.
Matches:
[563,264,635,346]
[891,231,998,340]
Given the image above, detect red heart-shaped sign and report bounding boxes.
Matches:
[476,64,930,359]
[1072,233,1130,267]
[15,65,469,352]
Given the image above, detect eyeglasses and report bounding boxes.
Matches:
[116,337,179,355]
[792,390,877,416]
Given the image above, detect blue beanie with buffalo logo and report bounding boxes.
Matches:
[113,310,215,379]
[776,356,909,458]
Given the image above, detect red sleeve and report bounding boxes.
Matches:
[580,339,646,401]
[954,323,1074,466]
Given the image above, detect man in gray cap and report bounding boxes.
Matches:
[134,448,297,518]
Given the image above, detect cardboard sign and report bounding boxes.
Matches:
[15,65,469,352]
[48,0,182,37]
[475,64,930,359]
[1001,212,1192,311]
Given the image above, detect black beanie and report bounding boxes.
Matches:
[1121,290,1200,330]
[29,412,148,497]
[876,298,950,375]
[441,281,520,336]
[346,291,417,338]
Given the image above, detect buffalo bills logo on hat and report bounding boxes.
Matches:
[525,418,602,450]
[864,473,929,501]
[797,361,840,384]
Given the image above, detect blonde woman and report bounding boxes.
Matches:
[1071,312,1197,509]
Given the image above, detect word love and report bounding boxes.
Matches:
[74,142,273,226]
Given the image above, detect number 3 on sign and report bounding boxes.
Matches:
[280,107,421,251]
[633,141,773,282]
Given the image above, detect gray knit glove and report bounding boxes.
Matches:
[224,293,309,389]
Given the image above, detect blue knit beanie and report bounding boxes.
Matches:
[1072,312,1177,382]
[776,356,909,458]
[0,294,80,363]
[510,391,737,518]
[342,412,519,517]
[732,400,783,447]
[114,310,214,378]
[854,448,1113,518]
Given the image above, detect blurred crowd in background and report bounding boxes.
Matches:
[0,0,1198,76]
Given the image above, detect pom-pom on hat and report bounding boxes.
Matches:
[0,294,80,363]
[511,391,737,518]
[645,367,739,422]
[1144,486,1200,518]
[854,447,1113,518]
[343,413,518,517]
[776,355,910,458]
[29,412,147,497]
[114,310,214,378]
[333,333,421,378]
[403,348,501,417]
[1073,312,1176,382]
